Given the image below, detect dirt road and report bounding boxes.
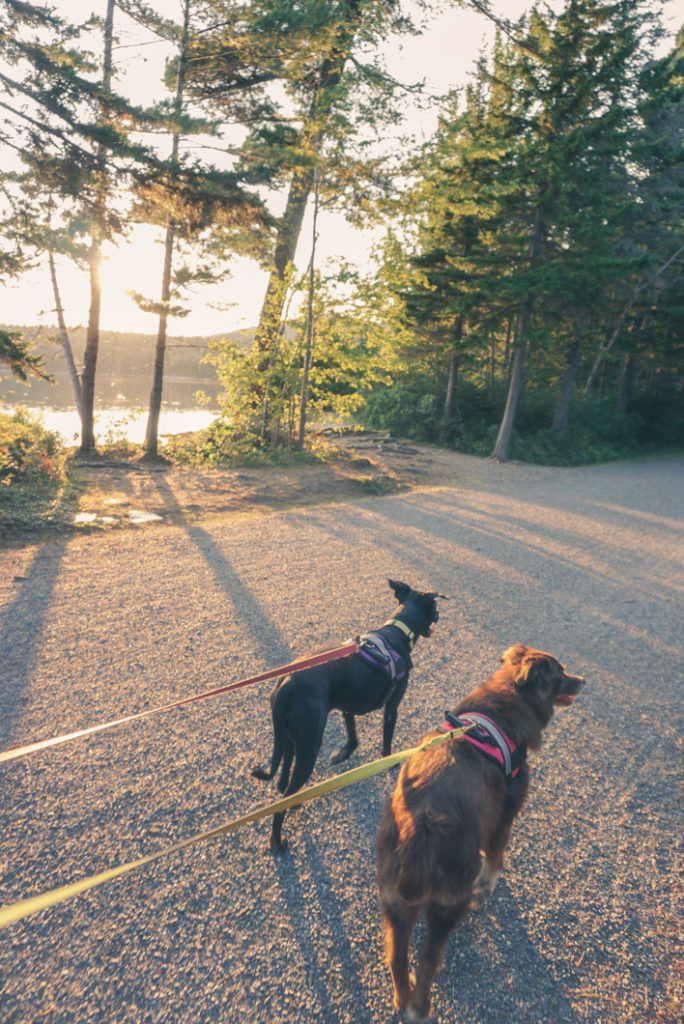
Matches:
[1,454,682,1023]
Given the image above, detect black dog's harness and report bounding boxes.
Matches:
[441,710,526,780]
[356,618,416,708]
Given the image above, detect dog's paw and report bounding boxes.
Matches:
[469,868,501,910]
[270,837,289,856]
[405,1000,430,1023]
[330,745,354,765]
[391,971,416,1013]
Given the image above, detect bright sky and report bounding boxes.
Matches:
[1,0,680,337]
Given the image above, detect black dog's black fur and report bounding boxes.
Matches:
[251,580,443,853]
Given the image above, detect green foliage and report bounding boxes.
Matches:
[0,409,78,538]
[0,328,51,382]
[163,417,322,468]
[0,409,60,483]
[99,411,145,460]
[506,397,656,465]
[360,370,684,465]
[204,263,397,448]
[361,374,443,442]
[349,1,683,462]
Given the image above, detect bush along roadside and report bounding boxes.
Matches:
[360,380,684,466]
[0,409,79,540]
[163,418,325,468]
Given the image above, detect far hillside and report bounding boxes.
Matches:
[0,325,257,412]
[1,324,253,383]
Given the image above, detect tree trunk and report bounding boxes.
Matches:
[48,248,82,416]
[616,351,637,414]
[254,165,315,370]
[77,0,115,458]
[488,332,496,403]
[552,338,580,434]
[296,168,320,450]
[503,317,512,378]
[142,219,175,460]
[442,317,463,440]
[583,244,684,395]
[142,0,190,461]
[491,345,525,461]
[442,351,457,431]
[253,0,363,375]
[490,189,548,462]
[78,232,103,457]
[441,350,460,443]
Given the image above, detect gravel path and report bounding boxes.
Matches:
[1,456,682,1024]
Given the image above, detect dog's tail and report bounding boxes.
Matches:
[251,685,288,782]
[396,813,478,904]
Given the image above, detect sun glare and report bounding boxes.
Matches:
[99,232,163,332]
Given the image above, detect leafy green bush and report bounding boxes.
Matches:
[0,409,77,538]
[359,377,682,465]
[0,409,61,484]
[361,377,443,442]
[164,418,321,468]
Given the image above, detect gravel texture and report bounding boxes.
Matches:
[0,455,682,1024]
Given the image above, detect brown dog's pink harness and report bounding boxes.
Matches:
[441,710,526,780]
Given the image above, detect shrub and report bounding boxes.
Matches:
[0,409,61,485]
[0,409,76,538]
[358,377,682,465]
[164,418,321,468]
[361,377,443,442]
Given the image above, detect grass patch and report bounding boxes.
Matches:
[360,473,403,495]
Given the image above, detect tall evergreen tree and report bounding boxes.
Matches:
[134,0,193,462]
[120,0,271,458]
[394,43,527,442]
[582,24,684,403]
[1,0,137,455]
[79,0,115,457]
[387,1,669,459]
[184,0,425,439]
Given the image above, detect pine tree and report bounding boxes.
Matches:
[184,0,425,441]
[582,25,684,404]
[0,0,141,455]
[358,1,676,459]
[123,0,271,460]
[394,48,527,443]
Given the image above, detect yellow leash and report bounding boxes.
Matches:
[0,726,471,930]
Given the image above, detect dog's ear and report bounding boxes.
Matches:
[515,653,558,692]
[502,642,527,665]
[388,579,411,602]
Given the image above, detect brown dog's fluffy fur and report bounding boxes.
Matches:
[376,643,586,1022]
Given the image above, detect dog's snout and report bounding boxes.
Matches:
[566,672,586,692]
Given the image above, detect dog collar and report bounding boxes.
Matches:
[441,710,526,780]
[384,618,416,647]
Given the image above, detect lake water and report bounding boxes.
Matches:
[0,372,220,444]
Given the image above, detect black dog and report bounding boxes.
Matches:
[252,579,443,853]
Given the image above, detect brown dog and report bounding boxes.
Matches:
[376,643,586,1022]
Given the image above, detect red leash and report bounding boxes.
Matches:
[0,640,359,765]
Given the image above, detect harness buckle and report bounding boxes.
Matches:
[442,710,526,780]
